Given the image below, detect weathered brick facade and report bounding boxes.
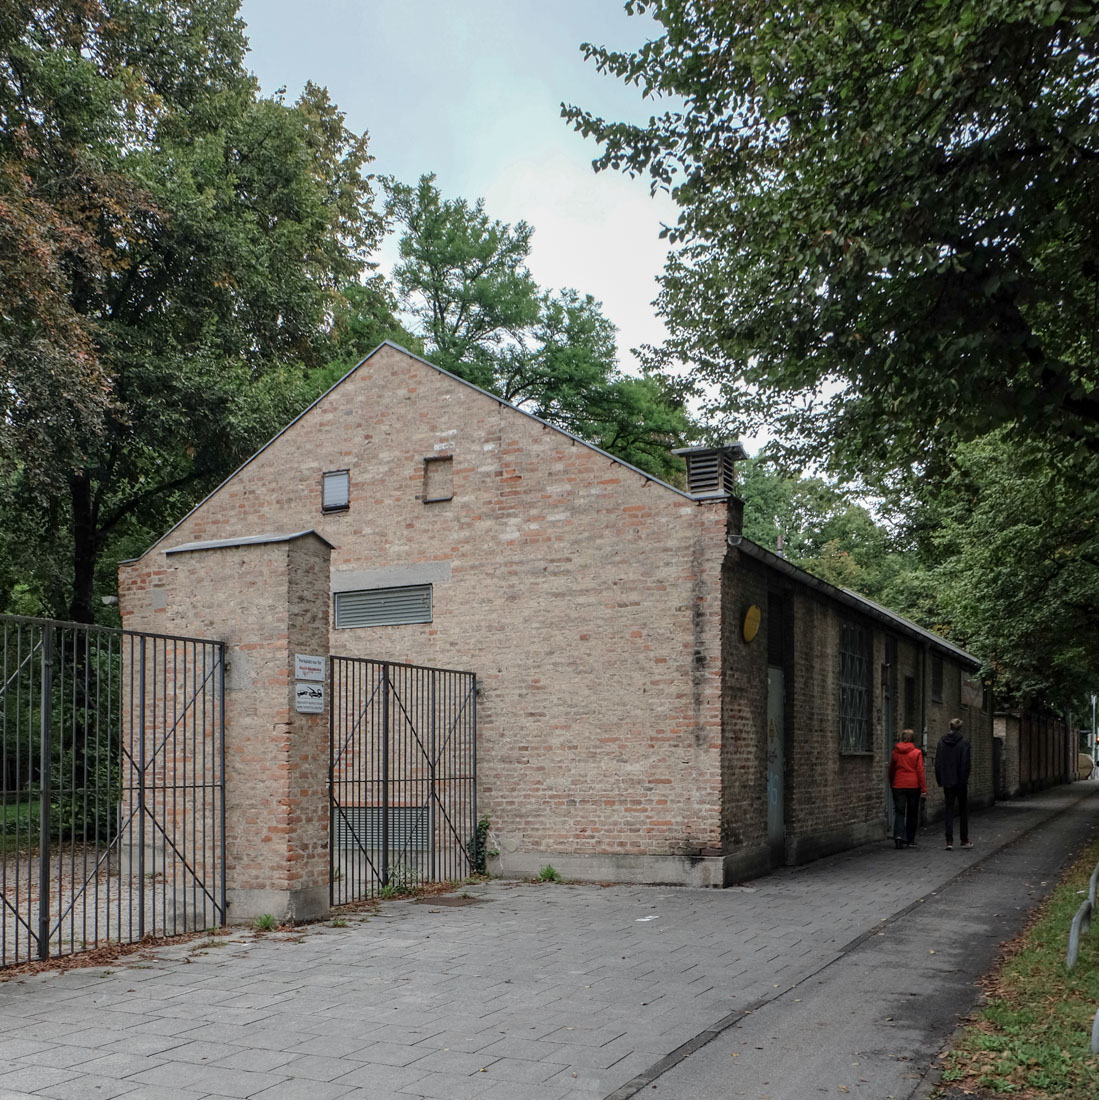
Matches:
[119,343,993,891]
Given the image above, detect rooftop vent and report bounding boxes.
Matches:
[672,443,747,498]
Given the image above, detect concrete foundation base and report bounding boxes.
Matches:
[490,851,732,888]
[719,845,772,885]
[225,885,329,925]
[786,819,884,865]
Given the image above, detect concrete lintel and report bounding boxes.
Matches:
[165,530,334,555]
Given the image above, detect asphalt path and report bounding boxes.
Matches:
[623,789,1099,1100]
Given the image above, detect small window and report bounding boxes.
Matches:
[334,585,432,628]
[423,455,453,503]
[322,470,350,513]
[931,653,944,702]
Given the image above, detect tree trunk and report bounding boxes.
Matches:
[68,470,98,624]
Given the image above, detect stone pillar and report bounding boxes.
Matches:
[120,531,333,924]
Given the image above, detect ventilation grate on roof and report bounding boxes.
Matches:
[672,443,746,497]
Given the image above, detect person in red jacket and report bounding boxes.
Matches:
[888,729,927,849]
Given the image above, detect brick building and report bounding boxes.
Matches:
[119,343,993,891]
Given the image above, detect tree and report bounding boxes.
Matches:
[387,174,539,390]
[736,456,916,607]
[921,434,1099,705]
[388,174,696,480]
[0,1,385,622]
[565,2,1099,473]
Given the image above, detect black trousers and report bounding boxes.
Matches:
[943,784,969,844]
[891,787,921,844]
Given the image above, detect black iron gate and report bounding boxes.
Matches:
[0,614,225,967]
[329,657,476,904]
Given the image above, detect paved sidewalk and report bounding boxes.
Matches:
[1,783,1097,1100]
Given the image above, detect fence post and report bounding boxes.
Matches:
[36,624,53,959]
[380,663,390,888]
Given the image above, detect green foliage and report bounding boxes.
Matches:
[377,862,418,898]
[0,2,385,622]
[387,174,697,481]
[471,815,497,874]
[565,2,1099,473]
[941,836,1099,1097]
[737,456,916,609]
[252,913,276,932]
[1,636,122,844]
[920,434,1099,704]
[537,864,562,883]
[387,173,539,388]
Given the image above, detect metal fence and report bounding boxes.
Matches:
[330,657,476,904]
[0,614,225,967]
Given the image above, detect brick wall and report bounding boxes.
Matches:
[121,345,730,884]
[120,532,332,921]
[722,552,992,868]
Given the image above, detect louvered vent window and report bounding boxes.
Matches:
[334,585,432,628]
[676,448,739,496]
[333,806,430,851]
[322,470,350,512]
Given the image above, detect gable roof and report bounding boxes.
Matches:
[128,341,703,564]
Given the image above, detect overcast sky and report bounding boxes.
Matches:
[237,0,680,372]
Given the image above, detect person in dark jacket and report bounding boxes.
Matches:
[934,717,972,850]
[888,729,926,848]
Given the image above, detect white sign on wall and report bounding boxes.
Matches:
[295,654,326,681]
[295,681,325,714]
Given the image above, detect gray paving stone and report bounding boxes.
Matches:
[0,1065,80,1093]
[1,788,1094,1100]
[37,1073,138,1099]
[247,1079,355,1100]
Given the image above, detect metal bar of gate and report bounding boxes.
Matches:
[37,624,53,959]
[381,663,390,887]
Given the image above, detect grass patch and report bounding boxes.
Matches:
[941,834,1099,1098]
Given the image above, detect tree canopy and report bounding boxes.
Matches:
[736,457,918,609]
[565,1,1099,473]
[387,173,696,481]
[919,434,1099,704]
[0,0,386,621]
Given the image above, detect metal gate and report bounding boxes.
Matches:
[0,614,225,967]
[330,657,476,904]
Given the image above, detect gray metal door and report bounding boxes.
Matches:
[766,667,785,865]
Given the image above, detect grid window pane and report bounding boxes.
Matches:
[839,621,871,753]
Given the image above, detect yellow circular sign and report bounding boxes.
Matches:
[743,604,762,643]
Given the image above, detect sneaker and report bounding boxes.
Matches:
[945,843,953,850]
[961,841,973,849]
